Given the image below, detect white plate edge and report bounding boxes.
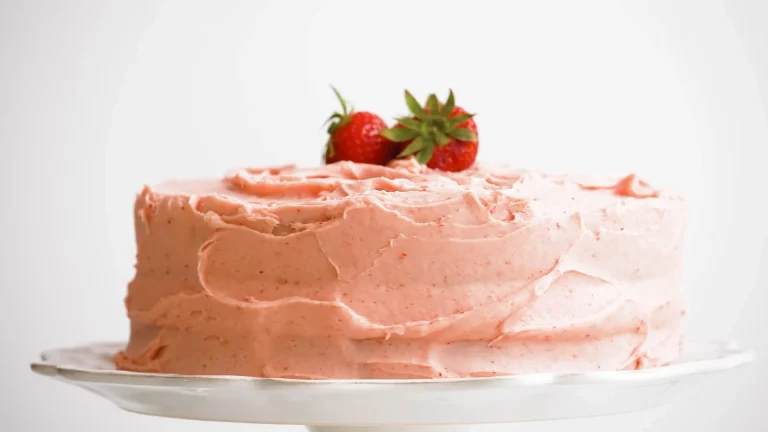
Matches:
[30,340,756,389]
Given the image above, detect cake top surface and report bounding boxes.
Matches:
[150,159,679,234]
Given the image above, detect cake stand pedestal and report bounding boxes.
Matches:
[31,341,754,432]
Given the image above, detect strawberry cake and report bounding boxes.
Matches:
[115,159,687,379]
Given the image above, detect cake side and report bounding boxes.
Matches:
[115,160,686,378]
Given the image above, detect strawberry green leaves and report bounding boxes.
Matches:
[380,127,420,143]
[404,90,428,120]
[441,90,455,117]
[380,89,477,166]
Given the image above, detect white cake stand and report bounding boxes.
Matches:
[31,340,754,432]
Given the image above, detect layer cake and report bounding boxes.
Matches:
[115,159,686,379]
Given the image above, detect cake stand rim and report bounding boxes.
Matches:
[30,339,755,388]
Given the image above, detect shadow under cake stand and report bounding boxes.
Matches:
[31,341,754,432]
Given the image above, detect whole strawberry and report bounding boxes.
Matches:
[324,87,397,166]
[381,90,478,172]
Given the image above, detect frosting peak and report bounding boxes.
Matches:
[578,173,661,198]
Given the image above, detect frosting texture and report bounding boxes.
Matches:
[116,159,686,378]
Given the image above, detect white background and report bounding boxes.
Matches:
[1,0,766,431]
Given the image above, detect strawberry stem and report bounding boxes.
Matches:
[331,86,349,117]
[325,86,355,158]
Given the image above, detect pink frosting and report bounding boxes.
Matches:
[115,159,686,379]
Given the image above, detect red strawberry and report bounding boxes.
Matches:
[324,87,398,166]
[381,90,478,172]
